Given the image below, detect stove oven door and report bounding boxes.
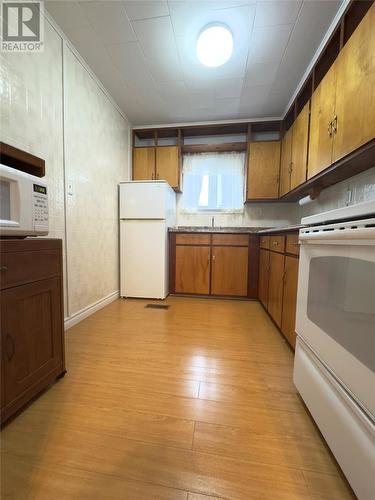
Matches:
[296,227,375,419]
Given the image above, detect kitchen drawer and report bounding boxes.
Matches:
[285,233,300,256]
[175,233,211,245]
[0,249,61,290]
[212,234,249,246]
[260,235,270,249]
[269,235,285,253]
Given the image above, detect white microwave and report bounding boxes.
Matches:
[0,164,49,237]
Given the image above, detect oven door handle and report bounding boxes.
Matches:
[299,226,375,244]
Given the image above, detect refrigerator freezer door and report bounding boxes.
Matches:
[119,181,175,221]
[120,220,168,299]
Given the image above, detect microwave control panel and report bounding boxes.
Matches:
[32,183,48,229]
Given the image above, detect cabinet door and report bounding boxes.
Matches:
[258,249,270,308]
[133,147,155,180]
[279,127,293,197]
[333,4,375,163]
[308,62,337,179]
[247,141,281,200]
[175,246,210,294]
[211,246,248,297]
[156,146,180,190]
[290,102,309,190]
[267,251,285,328]
[281,256,299,348]
[1,277,63,405]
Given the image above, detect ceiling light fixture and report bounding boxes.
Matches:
[196,24,233,67]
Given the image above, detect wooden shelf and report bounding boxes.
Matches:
[0,142,45,177]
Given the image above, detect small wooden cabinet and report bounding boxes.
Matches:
[258,249,270,308]
[170,232,258,298]
[279,102,310,195]
[246,141,281,200]
[267,250,285,328]
[258,231,299,348]
[290,102,309,190]
[281,256,299,348]
[133,145,181,191]
[1,239,65,424]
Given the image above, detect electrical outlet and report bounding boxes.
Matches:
[346,188,353,206]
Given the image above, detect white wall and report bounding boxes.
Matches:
[0,16,131,325]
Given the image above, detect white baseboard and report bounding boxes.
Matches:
[64,291,119,330]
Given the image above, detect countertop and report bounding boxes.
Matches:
[168,226,266,234]
[168,225,304,234]
[257,224,305,234]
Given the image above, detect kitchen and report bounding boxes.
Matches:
[0,0,374,499]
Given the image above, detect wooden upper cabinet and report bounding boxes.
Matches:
[211,246,248,297]
[133,147,155,180]
[267,251,285,328]
[246,141,281,200]
[308,62,337,179]
[1,277,63,406]
[175,245,210,295]
[258,249,270,308]
[156,146,180,190]
[332,3,375,163]
[290,102,309,190]
[279,127,293,197]
[281,256,299,348]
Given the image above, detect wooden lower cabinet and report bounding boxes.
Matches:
[258,249,270,308]
[170,233,257,298]
[1,239,65,424]
[267,251,285,328]
[281,256,299,348]
[258,232,299,349]
[175,245,210,295]
[211,246,248,297]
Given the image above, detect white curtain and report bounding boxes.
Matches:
[181,151,245,212]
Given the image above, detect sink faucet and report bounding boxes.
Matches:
[211,216,215,228]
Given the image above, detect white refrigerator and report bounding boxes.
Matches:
[119,181,176,299]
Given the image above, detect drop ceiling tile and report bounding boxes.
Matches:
[105,41,158,96]
[78,1,136,44]
[254,0,302,28]
[212,78,244,99]
[247,24,293,63]
[245,60,280,87]
[132,16,183,81]
[214,97,240,119]
[123,1,169,21]
[188,91,215,110]
[240,84,272,105]
[46,1,89,30]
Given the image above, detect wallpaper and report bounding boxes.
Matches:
[64,47,130,315]
[0,16,131,321]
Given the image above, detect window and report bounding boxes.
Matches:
[181,152,245,212]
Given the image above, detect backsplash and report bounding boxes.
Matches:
[0,16,131,321]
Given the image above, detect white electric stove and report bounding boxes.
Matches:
[294,200,375,500]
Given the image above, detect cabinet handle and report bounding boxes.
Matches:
[332,115,337,134]
[5,334,15,361]
[0,265,8,272]
[288,162,293,174]
[272,241,278,246]
[212,255,216,261]
[328,121,333,137]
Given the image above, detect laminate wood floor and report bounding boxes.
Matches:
[1,297,355,499]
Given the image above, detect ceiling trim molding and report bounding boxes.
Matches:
[283,0,351,116]
[43,9,132,127]
[133,116,283,130]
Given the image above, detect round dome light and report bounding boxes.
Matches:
[196,24,233,67]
